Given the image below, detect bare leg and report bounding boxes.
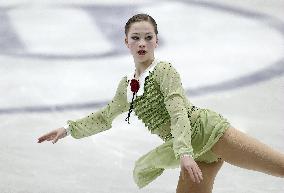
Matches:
[176,159,224,193]
[211,127,284,177]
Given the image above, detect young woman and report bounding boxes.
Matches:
[37,13,284,193]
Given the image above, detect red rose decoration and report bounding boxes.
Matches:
[125,78,140,124]
[130,79,140,93]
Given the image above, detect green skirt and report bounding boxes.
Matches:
[133,108,231,189]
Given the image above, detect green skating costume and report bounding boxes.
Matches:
[66,59,231,189]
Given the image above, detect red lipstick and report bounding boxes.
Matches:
[137,50,147,55]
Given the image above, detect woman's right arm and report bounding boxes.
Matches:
[66,76,129,139]
[37,76,129,143]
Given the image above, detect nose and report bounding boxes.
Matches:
[138,39,146,48]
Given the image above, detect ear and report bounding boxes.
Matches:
[124,37,129,48]
[155,37,159,47]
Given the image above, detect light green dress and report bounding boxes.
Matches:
[66,61,231,189]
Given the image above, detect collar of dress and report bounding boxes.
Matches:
[127,58,160,103]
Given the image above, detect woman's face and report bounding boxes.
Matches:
[125,21,158,63]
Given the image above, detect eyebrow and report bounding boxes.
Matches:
[131,32,153,35]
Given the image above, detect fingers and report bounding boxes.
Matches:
[180,158,203,184]
[197,168,203,181]
[187,168,196,183]
[197,165,203,181]
[38,131,54,142]
[184,166,203,183]
[37,130,57,143]
[52,133,61,144]
[193,166,203,183]
[192,168,201,183]
[47,137,54,141]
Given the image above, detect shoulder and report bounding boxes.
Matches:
[121,75,129,88]
[156,60,172,69]
[122,75,128,82]
[154,60,180,78]
[114,75,128,92]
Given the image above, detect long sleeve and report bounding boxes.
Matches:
[66,76,129,139]
[155,62,194,160]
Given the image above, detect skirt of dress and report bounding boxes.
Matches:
[132,108,232,189]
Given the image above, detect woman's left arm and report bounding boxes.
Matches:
[155,62,203,183]
[155,62,194,160]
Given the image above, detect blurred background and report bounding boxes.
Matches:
[0,0,283,192]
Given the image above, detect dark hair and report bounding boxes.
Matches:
[124,13,158,36]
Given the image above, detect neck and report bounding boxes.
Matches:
[134,57,155,79]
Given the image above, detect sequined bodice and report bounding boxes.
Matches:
[132,69,199,142]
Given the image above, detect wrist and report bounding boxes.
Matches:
[180,153,192,159]
[63,124,71,136]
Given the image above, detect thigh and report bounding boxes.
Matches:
[176,159,224,193]
[211,126,284,177]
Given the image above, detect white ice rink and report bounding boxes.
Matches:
[0,0,283,192]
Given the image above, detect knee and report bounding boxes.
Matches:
[278,164,284,177]
[265,155,284,178]
[274,167,284,178]
[274,154,284,177]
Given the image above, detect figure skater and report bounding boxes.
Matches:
[37,13,284,193]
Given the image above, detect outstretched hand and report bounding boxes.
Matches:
[180,155,203,183]
[37,127,67,144]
